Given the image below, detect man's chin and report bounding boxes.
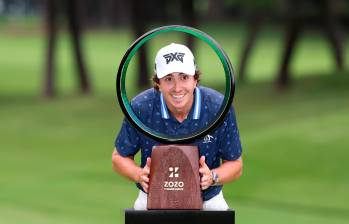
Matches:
[169,104,186,113]
[170,101,185,108]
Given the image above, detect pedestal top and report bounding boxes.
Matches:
[125,209,235,224]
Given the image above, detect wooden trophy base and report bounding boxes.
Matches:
[147,145,202,209]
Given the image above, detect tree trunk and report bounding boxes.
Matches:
[43,0,57,98]
[207,0,225,21]
[320,0,343,70]
[66,0,91,93]
[277,18,301,88]
[130,0,149,88]
[181,0,196,53]
[239,13,262,82]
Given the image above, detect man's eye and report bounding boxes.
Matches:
[165,77,172,82]
[182,75,189,80]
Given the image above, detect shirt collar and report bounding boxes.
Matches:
[160,87,201,120]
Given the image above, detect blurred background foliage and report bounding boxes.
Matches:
[0,0,349,223]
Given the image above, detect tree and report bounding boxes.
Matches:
[277,0,344,88]
[43,0,91,98]
[238,0,345,88]
[129,0,198,88]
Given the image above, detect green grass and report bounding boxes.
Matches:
[1,22,349,223]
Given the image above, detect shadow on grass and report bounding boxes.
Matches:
[0,94,40,106]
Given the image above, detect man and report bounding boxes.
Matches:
[112,43,243,210]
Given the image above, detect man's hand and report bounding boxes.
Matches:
[199,156,213,190]
[138,157,151,193]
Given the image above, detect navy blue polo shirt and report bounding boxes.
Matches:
[115,86,242,201]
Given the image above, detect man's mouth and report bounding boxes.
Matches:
[171,94,185,99]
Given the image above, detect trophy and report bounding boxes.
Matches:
[147,145,202,209]
[116,25,235,211]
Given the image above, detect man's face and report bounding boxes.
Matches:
[158,72,197,115]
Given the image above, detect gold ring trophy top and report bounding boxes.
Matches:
[116,25,235,210]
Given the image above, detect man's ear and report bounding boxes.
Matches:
[156,83,161,92]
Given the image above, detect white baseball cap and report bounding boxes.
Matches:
[154,43,196,79]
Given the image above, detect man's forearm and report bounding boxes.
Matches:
[212,157,243,185]
[112,150,142,183]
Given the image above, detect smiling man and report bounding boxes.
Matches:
[112,43,243,210]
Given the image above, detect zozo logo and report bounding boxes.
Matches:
[169,167,179,178]
[164,166,184,191]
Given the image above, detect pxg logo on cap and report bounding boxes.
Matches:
[163,52,185,64]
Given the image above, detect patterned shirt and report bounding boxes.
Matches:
[115,86,242,201]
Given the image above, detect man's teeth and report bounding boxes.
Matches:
[172,94,184,99]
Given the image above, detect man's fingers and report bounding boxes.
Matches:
[146,157,151,168]
[201,178,210,186]
[199,168,205,174]
[142,182,148,188]
[199,156,206,167]
[142,158,151,175]
[201,176,209,182]
[201,182,209,190]
[199,156,212,190]
[142,183,149,193]
[142,175,149,183]
[143,166,150,175]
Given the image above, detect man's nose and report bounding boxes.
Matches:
[173,79,182,92]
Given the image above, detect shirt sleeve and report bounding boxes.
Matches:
[115,118,140,157]
[219,106,242,161]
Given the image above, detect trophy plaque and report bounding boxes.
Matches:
[147,145,202,209]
